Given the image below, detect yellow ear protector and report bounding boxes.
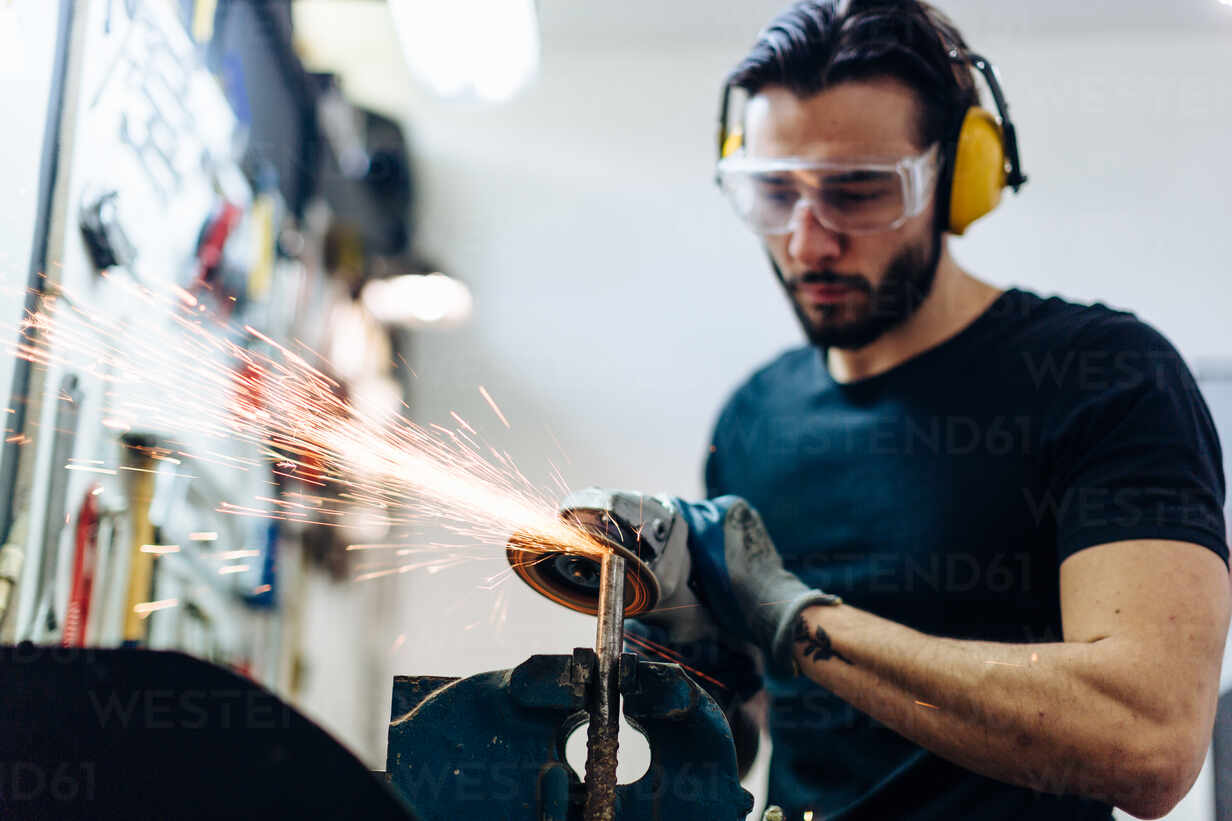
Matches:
[946,52,1027,234]
[716,51,1027,235]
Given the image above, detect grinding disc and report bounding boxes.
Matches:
[506,531,660,617]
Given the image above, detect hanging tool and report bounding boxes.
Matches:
[79,188,138,273]
[62,484,103,646]
[0,513,27,633]
[85,498,126,645]
[27,374,83,642]
[120,432,159,646]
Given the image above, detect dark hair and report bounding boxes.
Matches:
[726,0,979,149]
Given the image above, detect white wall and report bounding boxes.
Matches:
[313,17,1232,818]
[956,32,1232,358]
[0,0,61,455]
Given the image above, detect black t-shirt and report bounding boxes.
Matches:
[705,288,1228,820]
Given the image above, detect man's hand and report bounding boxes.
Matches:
[555,492,843,677]
[694,498,842,677]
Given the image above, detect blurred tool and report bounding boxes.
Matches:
[61,484,102,646]
[312,80,413,256]
[250,518,278,609]
[0,514,26,631]
[120,432,159,646]
[79,188,138,272]
[27,374,82,642]
[88,487,130,646]
[191,199,247,312]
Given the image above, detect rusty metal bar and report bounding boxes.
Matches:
[583,549,625,821]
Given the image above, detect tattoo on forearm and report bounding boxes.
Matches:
[794,616,853,666]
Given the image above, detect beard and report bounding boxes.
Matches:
[776,228,942,351]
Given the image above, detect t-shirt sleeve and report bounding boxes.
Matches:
[1046,317,1228,566]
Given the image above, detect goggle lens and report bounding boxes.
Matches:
[717,146,938,235]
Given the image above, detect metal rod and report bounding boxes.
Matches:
[583,550,624,821]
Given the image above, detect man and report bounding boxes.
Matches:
[581,1,1230,818]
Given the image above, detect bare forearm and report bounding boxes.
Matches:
[792,604,1177,813]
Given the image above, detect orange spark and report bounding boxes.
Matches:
[1,275,608,594]
[450,411,477,436]
[478,385,511,429]
[65,464,117,475]
[140,544,181,555]
[134,599,179,617]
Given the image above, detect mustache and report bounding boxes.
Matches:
[785,271,873,293]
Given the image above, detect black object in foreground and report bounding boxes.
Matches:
[0,645,416,821]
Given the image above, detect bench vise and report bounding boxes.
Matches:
[385,648,754,820]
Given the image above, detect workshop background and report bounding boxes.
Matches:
[0,1,1229,819]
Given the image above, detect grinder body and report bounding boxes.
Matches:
[507,489,710,639]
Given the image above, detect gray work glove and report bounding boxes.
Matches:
[683,497,843,678]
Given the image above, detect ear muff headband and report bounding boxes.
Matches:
[715,52,1027,234]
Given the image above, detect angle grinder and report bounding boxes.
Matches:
[506,488,703,628]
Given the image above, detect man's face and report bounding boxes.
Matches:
[745,77,942,350]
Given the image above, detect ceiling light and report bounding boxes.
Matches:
[361,273,474,329]
[388,0,540,103]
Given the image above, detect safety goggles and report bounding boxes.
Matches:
[715,144,941,236]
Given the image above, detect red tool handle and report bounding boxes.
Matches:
[61,486,101,647]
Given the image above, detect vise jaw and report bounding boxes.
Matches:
[386,649,754,820]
